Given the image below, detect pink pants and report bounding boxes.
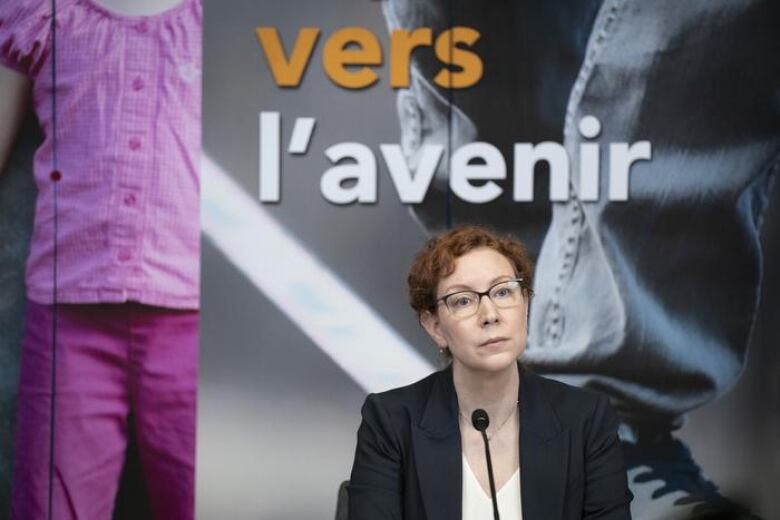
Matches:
[11,301,199,520]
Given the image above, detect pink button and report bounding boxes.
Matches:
[123,194,137,206]
[132,77,145,91]
[117,248,132,262]
[129,137,141,150]
[136,21,148,33]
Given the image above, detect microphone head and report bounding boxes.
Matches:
[471,409,490,432]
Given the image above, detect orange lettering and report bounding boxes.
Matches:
[433,27,482,89]
[256,27,320,88]
[322,27,382,89]
[389,28,433,88]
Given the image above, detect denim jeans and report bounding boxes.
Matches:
[394,0,780,424]
[523,0,779,425]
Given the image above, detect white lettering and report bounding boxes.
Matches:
[257,114,652,205]
[513,142,569,202]
[259,111,281,202]
[380,144,443,203]
[321,143,377,204]
[450,142,505,203]
[609,141,651,201]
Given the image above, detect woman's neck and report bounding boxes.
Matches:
[453,362,520,423]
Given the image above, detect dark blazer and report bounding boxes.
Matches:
[348,364,632,520]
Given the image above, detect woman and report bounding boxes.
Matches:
[348,226,632,519]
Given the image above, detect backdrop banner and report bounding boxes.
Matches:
[1,1,778,519]
[197,1,779,518]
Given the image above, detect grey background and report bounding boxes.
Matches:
[0,114,38,519]
[196,1,780,519]
[197,1,436,517]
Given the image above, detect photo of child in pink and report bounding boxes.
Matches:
[0,0,203,518]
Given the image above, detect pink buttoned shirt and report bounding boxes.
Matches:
[0,0,202,309]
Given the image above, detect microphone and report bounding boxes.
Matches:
[472,409,500,520]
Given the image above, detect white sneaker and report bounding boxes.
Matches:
[620,427,758,520]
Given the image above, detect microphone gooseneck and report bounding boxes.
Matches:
[471,409,500,520]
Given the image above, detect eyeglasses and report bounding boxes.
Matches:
[435,278,528,319]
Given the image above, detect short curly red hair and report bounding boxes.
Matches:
[407,225,534,316]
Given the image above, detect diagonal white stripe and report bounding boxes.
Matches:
[200,154,434,393]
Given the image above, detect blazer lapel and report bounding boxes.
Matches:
[520,370,570,520]
[412,367,462,520]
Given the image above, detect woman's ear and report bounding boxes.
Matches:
[420,310,447,348]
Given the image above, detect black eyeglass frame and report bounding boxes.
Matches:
[433,277,532,314]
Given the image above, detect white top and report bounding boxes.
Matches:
[462,455,522,520]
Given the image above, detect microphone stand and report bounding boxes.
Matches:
[472,409,500,520]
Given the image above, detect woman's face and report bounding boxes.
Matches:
[421,247,528,374]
